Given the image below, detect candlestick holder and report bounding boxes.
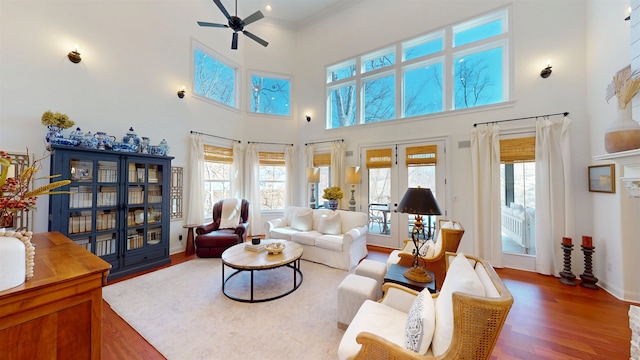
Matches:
[579,245,599,290]
[559,242,576,286]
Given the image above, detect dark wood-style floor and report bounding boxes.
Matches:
[102,249,632,360]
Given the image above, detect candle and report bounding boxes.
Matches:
[582,236,593,248]
[562,237,572,246]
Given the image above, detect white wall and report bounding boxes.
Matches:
[1,0,637,300]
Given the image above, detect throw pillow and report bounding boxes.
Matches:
[291,208,313,231]
[318,212,341,235]
[219,199,241,229]
[431,252,486,357]
[404,289,435,354]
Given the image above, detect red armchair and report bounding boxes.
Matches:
[195,198,249,258]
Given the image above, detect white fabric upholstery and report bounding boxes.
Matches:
[318,212,341,234]
[337,274,378,329]
[219,198,241,229]
[355,259,387,299]
[291,208,313,231]
[405,290,435,354]
[475,262,500,298]
[338,300,408,360]
[265,206,368,270]
[431,253,486,356]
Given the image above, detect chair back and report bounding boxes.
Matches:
[212,199,250,224]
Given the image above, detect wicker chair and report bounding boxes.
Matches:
[387,219,465,291]
[339,253,513,360]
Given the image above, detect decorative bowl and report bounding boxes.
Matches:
[265,242,285,254]
[50,137,80,147]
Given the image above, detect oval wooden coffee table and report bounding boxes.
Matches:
[221,239,303,303]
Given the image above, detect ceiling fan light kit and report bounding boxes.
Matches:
[198,0,269,50]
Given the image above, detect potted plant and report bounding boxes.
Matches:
[322,186,343,210]
[604,65,640,153]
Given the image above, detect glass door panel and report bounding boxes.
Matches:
[147,226,162,246]
[96,209,116,231]
[70,159,94,182]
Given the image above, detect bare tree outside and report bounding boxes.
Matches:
[193,49,235,106]
[251,75,290,115]
[454,48,501,109]
[203,162,231,219]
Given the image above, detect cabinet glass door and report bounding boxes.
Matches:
[125,160,164,251]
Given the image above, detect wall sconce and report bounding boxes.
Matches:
[626,6,632,21]
[177,86,186,99]
[67,45,81,64]
[540,60,552,78]
[305,113,311,122]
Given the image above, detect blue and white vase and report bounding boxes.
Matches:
[328,199,339,210]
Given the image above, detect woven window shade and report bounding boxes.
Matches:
[366,148,392,168]
[500,137,535,163]
[313,153,331,167]
[259,151,285,165]
[406,145,437,166]
[204,145,233,164]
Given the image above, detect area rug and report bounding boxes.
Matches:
[102,258,350,360]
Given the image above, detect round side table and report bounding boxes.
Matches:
[183,224,199,256]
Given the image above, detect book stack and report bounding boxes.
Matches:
[245,243,265,252]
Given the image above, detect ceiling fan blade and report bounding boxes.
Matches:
[242,30,268,47]
[213,0,231,20]
[197,21,229,28]
[231,32,238,50]
[241,10,264,27]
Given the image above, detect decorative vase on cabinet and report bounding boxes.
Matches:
[604,107,640,153]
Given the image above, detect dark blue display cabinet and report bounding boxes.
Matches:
[48,145,173,280]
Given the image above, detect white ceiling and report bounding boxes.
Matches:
[215,0,357,28]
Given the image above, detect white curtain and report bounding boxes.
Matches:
[244,143,261,236]
[331,141,346,208]
[186,134,205,225]
[285,145,296,207]
[471,124,502,267]
[535,116,574,275]
[230,141,244,199]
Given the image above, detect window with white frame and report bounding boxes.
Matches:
[312,153,332,206]
[193,41,238,108]
[326,7,509,129]
[203,145,234,220]
[259,151,286,210]
[250,73,291,116]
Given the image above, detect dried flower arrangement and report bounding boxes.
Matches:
[322,186,344,200]
[0,150,71,223]
[605,65,640,109]
[41,110,75,129]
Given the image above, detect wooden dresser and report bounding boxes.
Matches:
[0,231,111,359]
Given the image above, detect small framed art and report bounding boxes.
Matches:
[588,164,615,193]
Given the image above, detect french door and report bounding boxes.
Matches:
[361,140,447,249]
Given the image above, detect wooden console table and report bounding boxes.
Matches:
[0,231,111,359]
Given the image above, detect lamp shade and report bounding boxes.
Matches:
[397,187,442,215]
[346,166,361,184]
[307,167,320,183]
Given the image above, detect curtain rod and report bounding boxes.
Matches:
[473,112,569,127]
[190,130,241,143]
[305,139,344,146]
[247,141,294,146]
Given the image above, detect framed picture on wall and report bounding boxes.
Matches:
[588,164,615,193]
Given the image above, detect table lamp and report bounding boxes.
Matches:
[307,168,320,209]
[396,187,442,283]
[345,166,361,211]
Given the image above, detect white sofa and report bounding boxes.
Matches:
[265,206,368,270]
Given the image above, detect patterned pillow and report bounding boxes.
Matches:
[404,289,435,354]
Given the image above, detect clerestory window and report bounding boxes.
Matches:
[326,7,510,129]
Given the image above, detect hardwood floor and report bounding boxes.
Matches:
[102,249,632,359]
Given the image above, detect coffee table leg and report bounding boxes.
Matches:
[250,270,254,302]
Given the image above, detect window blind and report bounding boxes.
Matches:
[203,145,233,163]
[313,153,331,167]
[259,151,285,165]
[366,148,392,168]
[405,144,437,166]
[500,137,535,163]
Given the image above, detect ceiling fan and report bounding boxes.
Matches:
[197,0,269,50]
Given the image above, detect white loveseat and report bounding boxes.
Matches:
[265,206,368,270]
